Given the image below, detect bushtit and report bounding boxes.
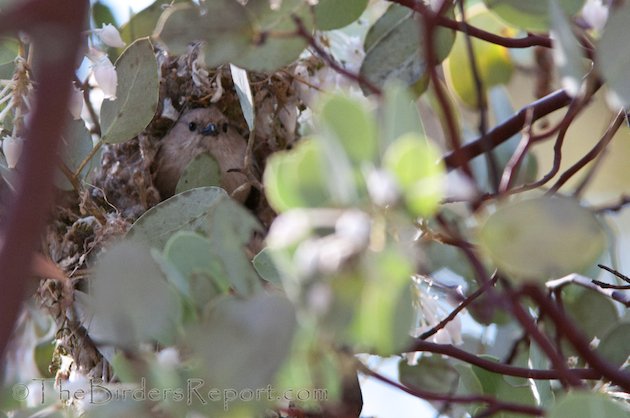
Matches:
[154,107,250,201]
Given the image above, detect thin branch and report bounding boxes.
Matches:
[443,89,574,170]
[457,0,499,191]
[419,274,498,340]
[548,110,625,194]
[419,1,474,180]
[594,195,630,213]
[498,107,535,193]
[520,284,630,392]
[546,273,630,308]
[391,0,554,50]
[358,362,545,416]
[292,16,382,96]
[409,339,600,380]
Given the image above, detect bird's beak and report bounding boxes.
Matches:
[201,123,219,137]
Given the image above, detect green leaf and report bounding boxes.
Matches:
[100,38,159,144]
[155,1,252,68]
[230,64,255,131]
[174,152,221,194]
[353,247,414,354]
[314,0,369,30]
[320,95,378,164]
[252,247,283,286]
[549,0,588,97]
[205,197,262,295]
[127,186,227,250]
[380,81,426,152]
[190,294,296,410]
[383,133,445,216]
[119,0,185,46]
[548,392,629,418]
[360,4,455,92]
[597,322,630,367]
[483,0,585,32]
[92,1,117,28]
[565,289,618,341]
[231,0,312,72]
[89,240,182,347]
[479,196,606,281]
[163,231,228,307]
[263,139,330,212]
[56,119,93,190]
[399,355,459,394]
[598,1,630,107]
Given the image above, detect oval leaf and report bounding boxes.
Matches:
[175,152,221,194]
[483,0,585,32]
[314,0,369,30]
[548,392,629,418]
[598,1,630,107]
[479,196,606,281]
[127,186,227,250]
[100,38,159,144]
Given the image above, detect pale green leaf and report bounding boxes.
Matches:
[206,197,262,295]
[231,0,312,72]
[314,0,369,30]
[163,231,228,307]
[89,241,181,347]
[320,95,378,164]
[549,0,588,97]
[479,196,606,281]
[381,81,426,151]
[483,0,585,31]
[56,119,93,190]
[191,294,296,406]
[100,38,159,144]
[598,1,630,107]
[548,392,629,418]
[597,322,630,367]
[127,186,227,250]
[174,152,221,194]
[360,4,454,92]
[383,133,445,216]
[252,247,282,286]
[155,1,252,68]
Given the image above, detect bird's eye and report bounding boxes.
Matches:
[222,123,228,133]
[188,122,197,132]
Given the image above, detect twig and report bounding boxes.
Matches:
[498,107,535,193]
[546,273,630,307]
[457,0,498,191]
[292,16,382,96]
[358,361,545,416]
[548,110,625,194]
[419,273,498,340]
[442,89,573,170]
[520,284,630,392]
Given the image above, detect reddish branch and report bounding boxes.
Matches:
[409,340,601,380]
[548,110,625,193]
[391,0,553,49]
[359,362,545,416]
[519,284,630,392]
[0,0,88,358]
[292,16,382,96]
[443,89,573,170]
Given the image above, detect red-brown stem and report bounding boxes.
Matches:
[0,0,88,359]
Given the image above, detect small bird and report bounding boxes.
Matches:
[153,107,250,201]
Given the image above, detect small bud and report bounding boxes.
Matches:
[2,135,23,169]
[95,23,126,49]
[69,86,83,120]
[366,168,400,207]
[582,0,608,32]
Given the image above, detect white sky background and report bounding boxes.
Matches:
[98,1,442,417]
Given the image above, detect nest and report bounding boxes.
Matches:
[40,42,307,376]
